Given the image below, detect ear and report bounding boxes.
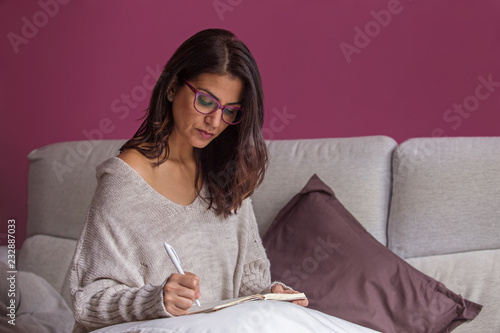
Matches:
[166,77,180,102]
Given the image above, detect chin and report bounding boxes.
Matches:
[192,139,213,149]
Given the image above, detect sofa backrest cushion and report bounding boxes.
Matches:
[27,136,396,245]
[27,140,126,240]
[22,136,395,302]
[388,137,500,258]
[252,136,396,245]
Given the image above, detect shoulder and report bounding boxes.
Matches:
[90,153,153,219]
[116,148,153,176]
[241,196,253,211]
[114,148,167,186]
[93,150,151,197]
[231,197,255,224]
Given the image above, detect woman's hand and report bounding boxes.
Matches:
[271,283,309,307]
[163,272,201,316]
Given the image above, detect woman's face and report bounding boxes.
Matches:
[169,72,244,150]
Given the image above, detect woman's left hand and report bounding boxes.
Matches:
[271,283,309,307]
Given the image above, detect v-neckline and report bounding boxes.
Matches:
[113,157,204,209]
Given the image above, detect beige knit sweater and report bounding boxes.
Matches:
[69,157,274,333]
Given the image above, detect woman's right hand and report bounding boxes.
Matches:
[163,272,201,316]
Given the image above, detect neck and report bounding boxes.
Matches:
[165,132,196,166]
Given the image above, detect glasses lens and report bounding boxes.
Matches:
[194,92,242,125]
[195,93,218,113]
[222,107,242,124]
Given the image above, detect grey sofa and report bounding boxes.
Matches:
[10,136,500,332]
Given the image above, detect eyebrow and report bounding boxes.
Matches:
[198,88,242,106]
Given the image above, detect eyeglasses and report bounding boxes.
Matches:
[181,78,243,125]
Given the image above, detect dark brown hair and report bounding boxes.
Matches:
[120,29,268,217]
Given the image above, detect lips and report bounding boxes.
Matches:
[197,129,214,139]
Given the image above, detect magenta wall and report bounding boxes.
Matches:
[1,0,500,247]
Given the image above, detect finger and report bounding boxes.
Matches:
[165,301,192,316]
[164,274,199,313]
[281,289,296,294]
[163,291,194,316]
[195,283,201,299]
[179,272,200,290]
[168,274,199,297]
[163,287,197,315]
[271,284,285,293]
[183,272,201,299]
[164,280,196,302]
[292,298,309,307]
[170,297,194,311]
[175,284,198,301]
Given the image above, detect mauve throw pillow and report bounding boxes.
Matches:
[262,174,482,333]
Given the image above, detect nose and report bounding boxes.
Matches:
[204,108,223,127]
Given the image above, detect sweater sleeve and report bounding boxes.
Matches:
[69,169,171,332]
[238,199,274,297]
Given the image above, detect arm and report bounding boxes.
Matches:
[69,168,200,331]
[70,218,201,331]
[69,207,171,331]
[238,199,308,306]
[237,199,273,297]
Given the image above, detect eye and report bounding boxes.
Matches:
[223,107,236,116]
[197,94,216,106]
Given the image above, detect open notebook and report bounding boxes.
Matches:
[188,292,307,314]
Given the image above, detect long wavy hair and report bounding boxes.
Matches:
[120,29,268,218]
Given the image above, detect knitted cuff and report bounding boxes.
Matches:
[270,281,296,292]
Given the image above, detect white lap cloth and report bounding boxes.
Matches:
[92,301,380,333]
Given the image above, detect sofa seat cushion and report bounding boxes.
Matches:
[406,249,500,333]
[0,262,74,332]
[18,234,77,307]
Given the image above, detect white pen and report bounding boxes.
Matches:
[164,242,201,307]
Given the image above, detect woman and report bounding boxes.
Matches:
[69,29,307,333]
